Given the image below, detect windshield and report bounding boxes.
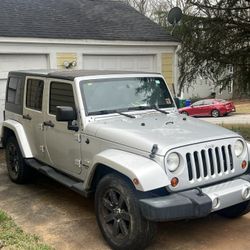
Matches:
[80,77,175,115]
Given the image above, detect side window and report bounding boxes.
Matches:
[6,77,22,104]
[192,101,203,107]
[203,100,212,106]
[26,79,44,111]
[49,82,75,115]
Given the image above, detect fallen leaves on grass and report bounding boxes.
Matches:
[221,124,250,141]
[0,210,52,250]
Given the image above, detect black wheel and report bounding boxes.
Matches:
[5,136,31,184]
[217,200,250,218]
[181,111,189,116]
[95,174,156,250]
[211,109,220,117]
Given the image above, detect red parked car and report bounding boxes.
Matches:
[179,99,236,117]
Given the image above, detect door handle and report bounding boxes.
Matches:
[43,120,55,128]
[23,114,32,120]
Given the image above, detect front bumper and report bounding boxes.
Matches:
[140,175,250,222]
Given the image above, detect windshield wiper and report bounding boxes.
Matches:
[89,109,135,118]
[128,105,169,114]
[152,105,169,114]
[128,106,152,111]
[116,111,135,119]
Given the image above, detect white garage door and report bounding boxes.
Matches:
[0,54,48,125]
[82,55,156,72]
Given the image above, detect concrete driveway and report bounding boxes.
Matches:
[1,149,250,250]
[200,113,250,124]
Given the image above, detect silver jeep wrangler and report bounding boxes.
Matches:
[1,70,250,250]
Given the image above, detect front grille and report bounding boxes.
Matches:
[186,145,234,182]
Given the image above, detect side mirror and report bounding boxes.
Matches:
[56,106,76,122]
[56,106,78,131]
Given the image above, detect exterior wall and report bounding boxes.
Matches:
[182,78,213,99]
[182,78,233,100]
[161,53,174,94]
[0,37,179,84]
[0,37,179,125]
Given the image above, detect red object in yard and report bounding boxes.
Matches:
[178,99,236,118]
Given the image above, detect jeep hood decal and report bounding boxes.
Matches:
[85,113,238,156]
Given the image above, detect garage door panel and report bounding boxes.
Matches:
[0,54,48,74]
[82,55,156,72]
[0,79,6,124]
[0,54,49,126]
[0,79,7,100]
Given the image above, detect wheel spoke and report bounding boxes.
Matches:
[109,190,119,205]
[9,146,15,157]
[119,219,129,236]
[104,213,114,223]
[102,198,113,211]
[112,219,119,236]
[120,211,130,221]
[117,195,124,208]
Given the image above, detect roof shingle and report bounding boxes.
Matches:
[0,0,178,42]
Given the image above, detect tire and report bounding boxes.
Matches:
[95,174,156,250]
[217,200,250,218]
[211,109,220,117]
[5,136,31,184]
[181,111,189,116]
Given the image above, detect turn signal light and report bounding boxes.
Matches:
[242,160,247,169]
[133,178,140,186]
[171,177,179,187]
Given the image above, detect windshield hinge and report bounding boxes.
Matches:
[74,134,81,143]
[150,144,158,158]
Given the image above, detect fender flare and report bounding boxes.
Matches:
[247,142,250,162]
[85,149,170,192]
[2,120,33,158]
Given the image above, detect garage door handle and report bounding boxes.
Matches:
[23,114,32,120]
[43,121,55,128]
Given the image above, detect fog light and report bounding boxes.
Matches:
[212,197,220,209]
[242,160,247,169]
[242,187,250,200]
[171,177,179,187]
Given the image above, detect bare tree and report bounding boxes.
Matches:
[122,0,149,15]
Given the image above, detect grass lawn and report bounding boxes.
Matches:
[234,100,250,114]
[0,210,52,250]
[221,124,250,141]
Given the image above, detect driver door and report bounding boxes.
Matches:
[43,79,82,175]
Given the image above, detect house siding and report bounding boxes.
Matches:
[161,53,174,93]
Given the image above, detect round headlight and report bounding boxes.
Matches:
[234,140,244,157]
[167,153,180,172]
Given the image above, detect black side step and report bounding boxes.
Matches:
[25,159,91,198]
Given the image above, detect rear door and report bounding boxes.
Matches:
[23,77,46,161]
[43,79,82,176]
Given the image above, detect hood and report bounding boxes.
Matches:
[85,112,238,156]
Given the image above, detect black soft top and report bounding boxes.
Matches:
[9,70,160,81]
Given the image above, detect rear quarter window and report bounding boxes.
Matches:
[6,77,22,104]
[5,75,25,115]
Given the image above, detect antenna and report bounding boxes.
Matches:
[167,7,182,35]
